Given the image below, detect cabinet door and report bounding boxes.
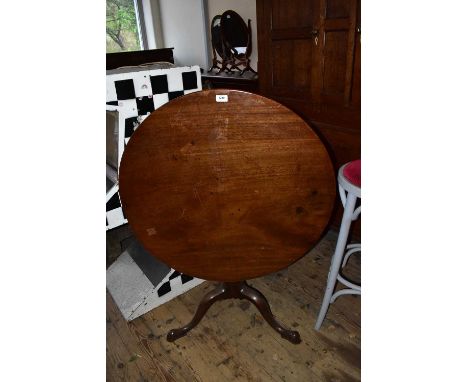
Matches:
[257,0,321,102]
[350,0,361,108]
[257,0,359,111]
[318,0,358,107]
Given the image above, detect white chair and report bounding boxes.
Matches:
[315,160,361,330]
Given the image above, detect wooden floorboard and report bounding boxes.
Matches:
[107,229,361,381]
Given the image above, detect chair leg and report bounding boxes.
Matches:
[314,193,357,330]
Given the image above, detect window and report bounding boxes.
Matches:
[106,0,147,53]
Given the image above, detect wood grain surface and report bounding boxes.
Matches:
[119,89,335,281]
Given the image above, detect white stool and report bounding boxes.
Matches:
[315,160,361,330]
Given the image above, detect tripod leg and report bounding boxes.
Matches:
[239,282,301,344]
[166,283,227,342]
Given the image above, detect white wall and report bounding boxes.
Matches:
[206,0,257,71]
[158,0,209,69]
[146,0,257,72]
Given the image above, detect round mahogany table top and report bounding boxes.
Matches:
[119,89,335,282]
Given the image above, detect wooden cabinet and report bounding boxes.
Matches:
[257,0,360,236]
[201,72,259,93]
[256,0,360,168]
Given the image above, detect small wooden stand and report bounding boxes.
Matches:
[208,11,257,75]
[166,281,301,344]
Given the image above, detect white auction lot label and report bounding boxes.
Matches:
[216,95,228,102]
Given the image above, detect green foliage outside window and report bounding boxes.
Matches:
[106,0,141,53]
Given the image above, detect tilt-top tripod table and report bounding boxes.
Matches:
[118,90,335,344]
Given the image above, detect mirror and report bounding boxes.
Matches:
[221,11,249,58]
[208,10,256,75]
[208,15,232,73]
[211,16,228,60]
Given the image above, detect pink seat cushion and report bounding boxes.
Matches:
[343,160,361,188]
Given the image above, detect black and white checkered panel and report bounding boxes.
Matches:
[105,66,202,231]
[157,270,195,298]
[130,267,203,320]
[106,65,202,145]
[106,184,127,230]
